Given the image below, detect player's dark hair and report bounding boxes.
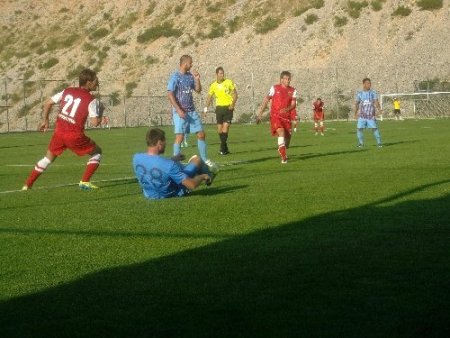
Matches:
[317,98,322,101]
[79,69,97,86]
[180,54,192,65]
[216,66,224,74]
[146,128,166,146]
[280,71,291,79]
[362,78,371,84]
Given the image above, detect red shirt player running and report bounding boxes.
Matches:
[256,71,298,164]
[313,98,325,136]
[22,68,103,190]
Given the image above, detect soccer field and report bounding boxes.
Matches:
[1,120,449,337]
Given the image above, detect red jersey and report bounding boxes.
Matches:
[313,100,324,120]
[52,87,98,134]
[268,84,297,119]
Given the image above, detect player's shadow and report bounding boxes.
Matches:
[191,184,248,196]
[1,181,449,337]
[0,143,48,149]
[381,140,419,147]
[293,149,368,161]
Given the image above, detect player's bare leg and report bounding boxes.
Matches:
[276,128,288,163]
[79,145,102,190]
[285,134,291,149]
[320,120,324,136]
[314,122,319,135]
[22,150,57,190]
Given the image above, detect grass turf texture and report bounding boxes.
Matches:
[0,120,449,337]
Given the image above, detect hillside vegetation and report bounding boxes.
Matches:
[0,0,448,130]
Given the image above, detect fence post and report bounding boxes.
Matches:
[5,79,10,132]
[123,95,127,128]
[251,71,255,117]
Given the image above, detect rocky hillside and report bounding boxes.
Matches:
[0,0,449,130]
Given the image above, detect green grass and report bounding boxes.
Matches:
[1,120,450,337]
[255,16,281,34]
[416,0,443,10]
[392,5,412,16]
[334,15,349,27]
[305,13,319,25]
[137,22,182,44]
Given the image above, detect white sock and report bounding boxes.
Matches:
[35,157,52,172]
[278,137,285,146]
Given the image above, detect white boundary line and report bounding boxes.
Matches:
[0,176,136,194]
[3,163,122,167]
[0,161,249,194]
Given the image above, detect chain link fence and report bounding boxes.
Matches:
[1,75,449,132]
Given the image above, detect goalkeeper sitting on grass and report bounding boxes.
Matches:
[133,128,218,200]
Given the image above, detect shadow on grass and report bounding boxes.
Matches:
[0,227,234,240]
[382,140,419,147]
[191,184,248,196]
[1,181,449,337]
[298,149,368,161]
[0,143,48,149]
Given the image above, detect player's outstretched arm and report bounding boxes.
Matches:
[353,101,360,119]
[375,99,382,117]
[204,95,213,116]
[230,89,238,110]
[192,70,201,93]
[256,97,270,124]
[39,98,55,132]
[167,91,186,119]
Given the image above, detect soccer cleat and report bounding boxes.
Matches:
[204,159,215,167]
[219,150,229,155]
[205,161,219,186]
[21,185,29,191]
[321,132,324,136]
[357,144,364,148]
[281,159,288,164]
[315,132,318,136]
[377,144,383,148]
[79,181,99,190]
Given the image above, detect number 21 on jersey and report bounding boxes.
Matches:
[61,95,81,117]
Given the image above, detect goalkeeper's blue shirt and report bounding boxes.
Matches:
[133,153,188,200]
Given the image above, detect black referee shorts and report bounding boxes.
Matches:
[215,106,234,124]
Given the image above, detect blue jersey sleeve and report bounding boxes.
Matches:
[168,161,188,185]
[371,90,378,100]
[167,73,178,92]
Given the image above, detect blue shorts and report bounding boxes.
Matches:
[357,118,378,129]
[173,109,203,134]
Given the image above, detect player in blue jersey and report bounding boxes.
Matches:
[353,78,383,147]
[133,128,218,200]
[167,55,213,166]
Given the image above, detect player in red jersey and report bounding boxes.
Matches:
[256,71,297,164]
[22,69,103,191]
[313,98,325,136]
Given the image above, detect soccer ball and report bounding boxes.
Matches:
[205,160,219,175]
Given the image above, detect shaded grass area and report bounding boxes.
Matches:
[0,120,450,337]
